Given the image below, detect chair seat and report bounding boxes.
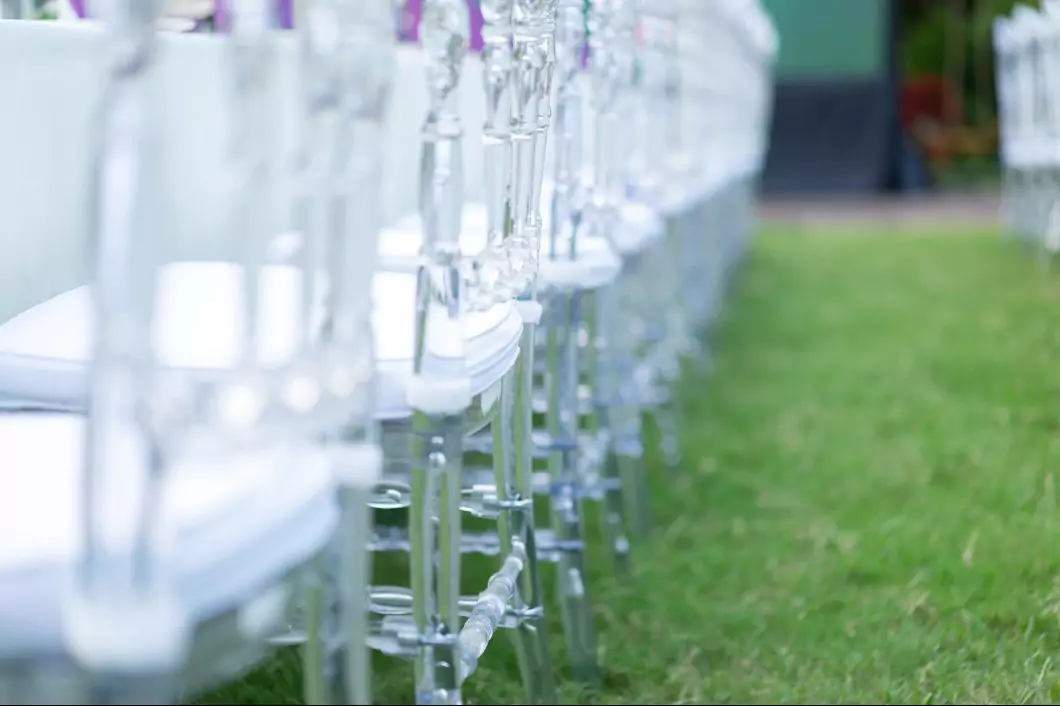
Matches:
[538,176,666,253]
[525,185,667,258]
[0,262,522,418]
[384,202,625,290]
[385,187,666,265]
[609,199,667,253]
[0,412,337,658]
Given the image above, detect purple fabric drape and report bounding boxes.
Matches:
[70,0,486,51]
[398,0,421,42]
[213,0,294,30]
[468,1,484,51]
[215,0,483,46]
[398,0,484,50]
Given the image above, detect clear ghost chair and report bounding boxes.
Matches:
[676,0,774,310]
[64,5,191,700]
[466,0,645,683]
[1005,5,1049,249]
[374,0,626,693]
[661,0,716,338]
[363,0,558,702]
[0,2,349,704]
[667,0,774,328]
[996,14,1022,239]
[1029,3,1060,259]
[1021,7,1051,252]
[648,0,774,334]
[614,0,688,472]
[0,4,385,705]
[564,0,699,518]
[669,0,734,335]
[476,0,630,684]
[606,0,775,497]
[997,9,1040,244]
[275,1,392,704]
[484,6,668,680]
[581,0,655,541]
[466,0,652,682]
[525,0,619,683]
[491,0,683,677]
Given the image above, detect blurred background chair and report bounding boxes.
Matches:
[994,3,1060,255]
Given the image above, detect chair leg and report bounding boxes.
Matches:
[586,292,631,573]
[601,284,652,542]
[612,417,651,541]
[655,387,682,471]
[546,292,600,684]
[410,411,463,705]
[339,484,374,705]
[496,332,557,704]
[612,340,652,540]
[303,497,372,706]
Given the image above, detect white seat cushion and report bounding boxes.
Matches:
[0,262,522,418]
[0,413,337,657]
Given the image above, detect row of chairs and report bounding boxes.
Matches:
[0,0,776,703]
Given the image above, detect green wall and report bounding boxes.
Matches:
[760,0,886,79]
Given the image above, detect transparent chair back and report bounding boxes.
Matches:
[363,1,563,703]
[0,4,382,704]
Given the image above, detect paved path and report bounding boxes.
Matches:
[759,191,1000,231]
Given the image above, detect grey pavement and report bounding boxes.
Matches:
[759,191,1001,231]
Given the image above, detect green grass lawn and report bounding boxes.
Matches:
[203,226,1060,704]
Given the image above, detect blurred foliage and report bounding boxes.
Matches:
[899,0,1024,184]
[903,5,950,77]
[902,0,1033,126]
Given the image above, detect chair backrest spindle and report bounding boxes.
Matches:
[63,1,193,697]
